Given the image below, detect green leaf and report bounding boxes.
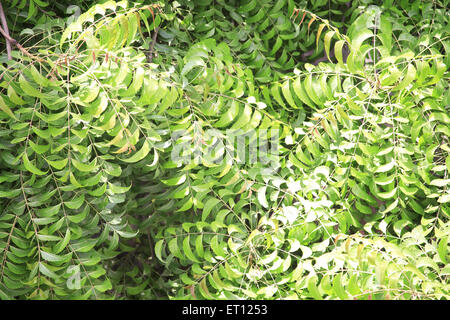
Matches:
[29,141,50,154]
[210,235,227,257]
[230,104,252,130]
[334,40,346,65]
[155,239,165,262]
[41,250,71,263]
[332,274,349,300]
[181,56,205,76]
[307,276,323,300]
[292,77,315,108]
[377,187,397,200]
[64,194,85,210]
[430,179,449,187]
[182,236,199,262]
[257,186,269,208]
[23,153,47,176]
[45,158,68,170]
[54,229,71,254]
[324,31,335,62]
[437,236,448,264]
[19,75,43,98]
[394,64,416,91]
[375,161,395,173]
[0,95,18,120]
[381,199,398,214]
[36,204,61,218]
[120,141,151,163]
[438,194,450,203]
[116,229,139,238]
[281,81,297,109]
[38,262,60,280]
[161,174,186,186]
[72,158,98,172]
[168,237,183,260]
[108,182,131,194]
[202,197,221,221]
[351,183,376,204]
[0,189,21,199]
[94,279,112,293]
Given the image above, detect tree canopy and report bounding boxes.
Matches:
[0,0,448,300]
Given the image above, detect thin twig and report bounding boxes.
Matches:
[0,1,12,60]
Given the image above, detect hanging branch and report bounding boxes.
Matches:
[0,1,11,60]
[0,3,44,63]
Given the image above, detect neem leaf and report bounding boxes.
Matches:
[23,153,47,176]
[307,276,323,300]
[334,40,346,65]
[120,140,151,163]
[202,197,221,221]
[64,194,85,210]
[71,158,98,172]
[183,236,199,262]
[41,250,71,263]
[0,95,18,120]
[352,183,377,204]
[155,239,165,262]
[168,237,183,259]
[161,174,186,186]
[54,229,71,254]
[438,236,448,264]
[257,186,269,208]
[46,158,68,170]
[39,262,60,280]
[324,30,335,61]
[36,204,61,218]
[394,63,416,91]
[94,279,112,293]
[430,179,449,187]
[332,274,349,300]
[381,199,398,214]
[116,229,139,238]
[215,101,239,128]
[108,182,131,194]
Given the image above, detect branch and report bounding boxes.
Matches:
[147,26,160,63]
[0,1,11,60]
[0,9,44,63]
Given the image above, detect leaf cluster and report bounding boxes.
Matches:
[0,0,448,300]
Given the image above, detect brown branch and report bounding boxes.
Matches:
[0,1,11,60]
[147,26,160,63]
[0,18,44,63]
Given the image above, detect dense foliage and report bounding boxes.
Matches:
[0,0,448,300]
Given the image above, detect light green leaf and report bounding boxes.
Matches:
[375,161,395,173]
[121,141,151,163]
[108,182,131,194]
[394,64,416,91]
[202,197,221,221]
[72,158,98,172]
[46,158,68,170]
[0,95,18,120]
[161,174,186,186]
[258,186,269,208]
[168,237,183,259]
[324,31,335,61]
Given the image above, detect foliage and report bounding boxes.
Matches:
[0,0,448,300]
